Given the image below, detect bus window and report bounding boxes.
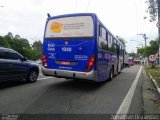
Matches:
[113,39,117,53]
[109,37,116,53]
[120,45,123,56]
[119,45,121,55]
[106,32,108,50]
[102,27,106,40]
[108,34,115,52]
[45,16,94,39]
[98,25,107,50]
[99,25,102,37]
[117,42,120,53]
[108,34,112,49]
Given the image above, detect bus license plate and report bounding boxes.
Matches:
[60,61,70,65]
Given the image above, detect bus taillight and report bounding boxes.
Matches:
[84,55,95,72]
[42,54,47,67]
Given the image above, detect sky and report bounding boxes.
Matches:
[0,0,158,53]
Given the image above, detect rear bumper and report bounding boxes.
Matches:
[42,67,97,81]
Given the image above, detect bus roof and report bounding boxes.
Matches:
[47,13,97,20]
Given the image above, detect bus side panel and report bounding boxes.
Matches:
[96,50,112,82]
[118,46,124,72]
[119,56,123,71]
[111,54,117,75]
[96,21,112,82]
[116,44,120,73]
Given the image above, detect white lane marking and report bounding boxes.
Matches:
[37,77,52,80]
[116,66,142,114]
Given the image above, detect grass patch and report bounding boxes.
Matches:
[145,65,160,88]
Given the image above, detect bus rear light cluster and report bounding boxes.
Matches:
[42,54,48,67]
[84,55,95,72]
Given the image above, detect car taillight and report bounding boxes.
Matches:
[42,54,48,67]
[84,55,95,72]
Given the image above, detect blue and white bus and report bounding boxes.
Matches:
[42,13,124,82]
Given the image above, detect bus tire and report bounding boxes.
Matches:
[108,68,113,81]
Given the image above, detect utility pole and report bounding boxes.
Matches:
[137,33,148,47]
[158,0,160,65]
[143,34,147,47]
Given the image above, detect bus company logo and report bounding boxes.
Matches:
[50,22,63,33]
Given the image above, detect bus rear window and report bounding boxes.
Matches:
[45,16,94,38]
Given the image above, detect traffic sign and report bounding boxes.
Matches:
[148,54,156,62]
[156,21,160,27]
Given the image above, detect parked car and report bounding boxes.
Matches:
[0,46,39,82]
[124,54,129,67]
[128,57,134,66]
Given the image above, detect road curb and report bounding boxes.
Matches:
[147,73,160,95]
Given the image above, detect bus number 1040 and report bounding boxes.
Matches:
[61,47,72,52]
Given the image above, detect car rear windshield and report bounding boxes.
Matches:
[45,16,94,39]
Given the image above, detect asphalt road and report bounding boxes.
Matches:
[0,65,143,120]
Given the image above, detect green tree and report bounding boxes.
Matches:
[32,40,42,51]
[116,36,126,47]
[0,33,43,60]
[32,40,42,60]
[3,32,13,48]
[128,52,135,57]
[137,38,158,56]
[0,36,10,47]
[4,32,14,39]
[145,0,158,22]
[10,38,31,56]
[23,48,37,60]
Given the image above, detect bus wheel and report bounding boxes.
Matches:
[109,69,113,81]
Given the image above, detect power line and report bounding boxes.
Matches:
[137,33,148,47]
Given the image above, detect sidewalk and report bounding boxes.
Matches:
[142,67,160,114]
